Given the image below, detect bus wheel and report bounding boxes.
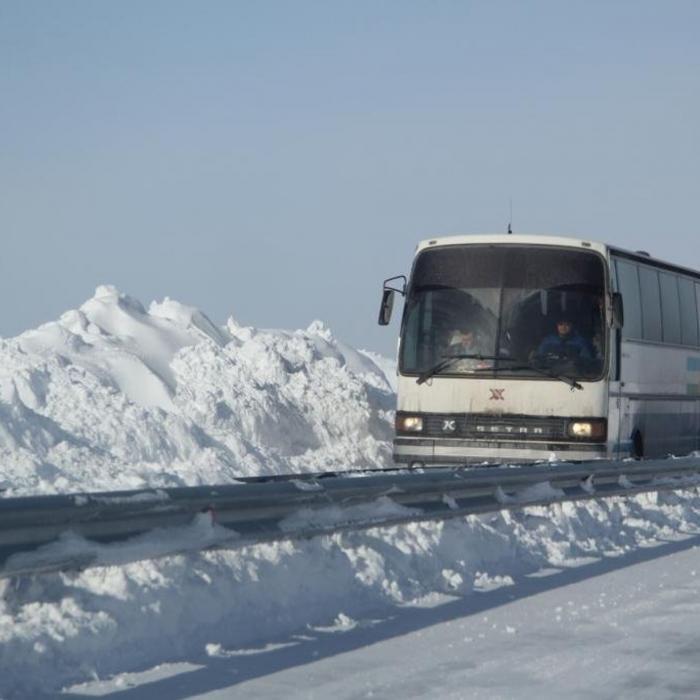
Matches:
[632,431,644,460]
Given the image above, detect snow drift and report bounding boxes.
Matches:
[0,285,394,497]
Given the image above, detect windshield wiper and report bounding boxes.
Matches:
[416,355,583,391]
[416,354,502,385]
[466,362,583,390]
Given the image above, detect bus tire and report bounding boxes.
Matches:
[632,431,644,460]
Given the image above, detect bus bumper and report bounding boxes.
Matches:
[393,437,610,466]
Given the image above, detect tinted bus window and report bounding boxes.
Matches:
[615,259,642,340]
[679,277,699,346]
[659,272,681,344]
[639,266,662,342]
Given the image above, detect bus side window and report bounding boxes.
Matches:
[659,272,681,344]
[615,260,642,340]
[679,277,699,346]
[696,283,700,347]
[639,266,662,342]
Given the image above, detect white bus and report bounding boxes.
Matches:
[379,234,700,465]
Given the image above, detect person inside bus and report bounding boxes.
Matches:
[447,327,485,355]
[534,315,594,364]
[445,324,493,371]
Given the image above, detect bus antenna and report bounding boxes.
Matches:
[507,198,513,234]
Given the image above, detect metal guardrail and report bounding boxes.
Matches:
[2,456,700,578]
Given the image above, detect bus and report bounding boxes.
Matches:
[378,234,700,466]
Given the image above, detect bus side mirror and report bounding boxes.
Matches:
[612,292,624,329]
[377,275,407,326]
[378,289,395,325]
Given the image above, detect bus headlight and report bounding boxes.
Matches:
[396,415,424,432]
[567,419,606,440]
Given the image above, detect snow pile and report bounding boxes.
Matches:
[0,286,394,496]
[3,490,700,696]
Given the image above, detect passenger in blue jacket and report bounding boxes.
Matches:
[535,316,593,362]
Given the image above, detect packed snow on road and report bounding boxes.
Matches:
[1,287,700,698]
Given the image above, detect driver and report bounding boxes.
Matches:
[535,315,594,362]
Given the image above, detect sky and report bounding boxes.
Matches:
[1,1,699,355]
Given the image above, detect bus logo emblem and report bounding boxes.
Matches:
[489,389,505,401]
[442,419,456,432]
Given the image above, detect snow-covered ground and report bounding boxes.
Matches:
[68,528,700,699]
[2,288,700,698]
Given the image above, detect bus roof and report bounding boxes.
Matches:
[415,234,700,281]
[415,234,608,256]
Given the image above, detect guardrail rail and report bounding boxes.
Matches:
[2,456,700,578]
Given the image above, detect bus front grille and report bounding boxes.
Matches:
[418,413,571,442]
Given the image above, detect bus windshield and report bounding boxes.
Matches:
[400,245,607,381]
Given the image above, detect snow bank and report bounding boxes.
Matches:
[3,490,700,696]
[0,286,394,496]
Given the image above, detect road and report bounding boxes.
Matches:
[68,533,700,699]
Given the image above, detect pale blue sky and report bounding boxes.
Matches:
[1,1,698,355]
